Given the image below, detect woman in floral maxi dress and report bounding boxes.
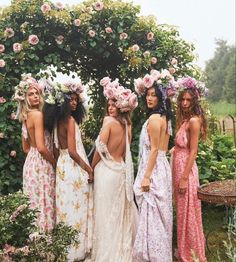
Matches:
[14,74,56,232]
[44,81,93,261]
[133,82,173,262]
[91,77,138,262]
[172,77,207,262]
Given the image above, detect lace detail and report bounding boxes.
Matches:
[22,122,28,139]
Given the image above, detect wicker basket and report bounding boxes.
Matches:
[197,179,236,206]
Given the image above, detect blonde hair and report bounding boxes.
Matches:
[18,87,44,122]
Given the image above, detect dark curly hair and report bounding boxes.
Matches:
[176,89,207,139]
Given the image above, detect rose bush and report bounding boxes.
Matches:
[0,0,197,194]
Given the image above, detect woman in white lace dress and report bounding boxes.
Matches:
[133,80,173,262]
[91,77,138,262]
[44,81,93,261]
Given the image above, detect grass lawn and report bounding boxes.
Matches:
[173,204,234,262]
[209,101,236,117]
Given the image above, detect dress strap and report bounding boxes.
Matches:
[53,126,59,149]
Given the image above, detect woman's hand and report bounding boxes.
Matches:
[178,176,188,194]
[141,177,151,192]
[86,166,94,183]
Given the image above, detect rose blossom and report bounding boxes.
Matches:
[100,77,111,87]
[151,57,157,64]
[10,112,17,120]
[0,96,6,103]
[171,58,178,66]
[105,27,113,34]
[88,30,96,37]
[0,59,6,68]
[28,35,39,45]
[134,78,145,95]
[13,43,23,53]
[55,35,64,45]
[128,93,138,109]
[55,2,64,10]
[4,27,15,38]
[150,69,161,81]
[41,3,51,13]
[143,51,150,57]
[94,1,104,11]
[74,19,81,27]
[3,244,15,254]
[131,44,140,52]
[104,88,114,99]
[169,67,176,74]
[0,44,5,53]
[147,32,154,40]
[143,74,154,88]
[10,150,16,157]
[121,89,132,99]
[119,32,128,40]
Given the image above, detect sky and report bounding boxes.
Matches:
[1,0,235,69]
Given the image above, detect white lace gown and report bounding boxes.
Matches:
[92,124,137,262]
[133,120,173,262]
[55,123,93,261]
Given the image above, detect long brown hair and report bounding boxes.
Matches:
[105,99,131,126]
[176,89,207,140]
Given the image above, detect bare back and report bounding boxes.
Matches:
[57,120,68,149]
[25,111,42,148]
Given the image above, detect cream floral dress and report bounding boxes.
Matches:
[55,122,93,262]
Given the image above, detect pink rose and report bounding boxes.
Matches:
[10,150,16,157]
[0,59,6,68]
[121,89,132,99]
[0,132,4,139]
[104,88,114,99]
[105,27,113,34]
[134,78,145,95]
[28,35,39,45]
[150,69,161,81]
[169,67,176,74]
[160,69,172,79]
[74,19,81,27]
[41,3,51,13]
[147,32,154,40]
[88,30,96,37]
[13,43,22,53]
[55,35,64,45]
[55,2,64,10]
[94,1,104,11]
[171,58,178,66]
[10,112,17,120]
[100,76,111,87]
[143,74,154,88]
[131,44,140,52]
[151,57,157,64]
[119,32,128,40]
[4,27,15,38]
[128,93,138,109]
[0,44,5,53]
[3,244,15,254]
[0,96,6,103]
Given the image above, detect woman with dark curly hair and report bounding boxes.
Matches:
[172,77,207,262]
[44,81,93,262]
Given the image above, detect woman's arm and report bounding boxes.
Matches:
[141,115,161,192]
[22,137,30,154]
[178,117,200,193]
[67,117,93,178]
[34,112,56,168]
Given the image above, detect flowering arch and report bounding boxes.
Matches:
[0,0,196,193]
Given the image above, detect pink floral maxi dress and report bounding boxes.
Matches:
[173,121,207,262]
[22,124,56,231]
[133,120,173,262]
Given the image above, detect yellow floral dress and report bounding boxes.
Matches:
[55,122,93,261]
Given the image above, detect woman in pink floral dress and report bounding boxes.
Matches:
[13,74,56,232]
[172,77,207,262]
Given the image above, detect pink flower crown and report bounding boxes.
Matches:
[134,69,174,96]
[100,77,138,112]
[13,74,43,102]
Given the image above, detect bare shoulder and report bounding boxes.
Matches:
[30,110,43,121]
[148,114,162,127]
[189,116,201,130]
[68,116,75,125]
[103,116,116,125]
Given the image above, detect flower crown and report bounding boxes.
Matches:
[13,74,42,102]
[44,80,85,105]
[171,76,208,98]
[100,77,138,112]
[134,69,174,96]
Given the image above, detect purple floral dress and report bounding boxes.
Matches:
[133,120,173,262]
[22,123,56,231]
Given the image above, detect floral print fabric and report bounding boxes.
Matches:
[133,120,173,262]
[173,121,207,262]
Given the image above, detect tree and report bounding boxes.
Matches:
[205,39,236,102]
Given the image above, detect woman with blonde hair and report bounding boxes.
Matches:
[13,74,56,231]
